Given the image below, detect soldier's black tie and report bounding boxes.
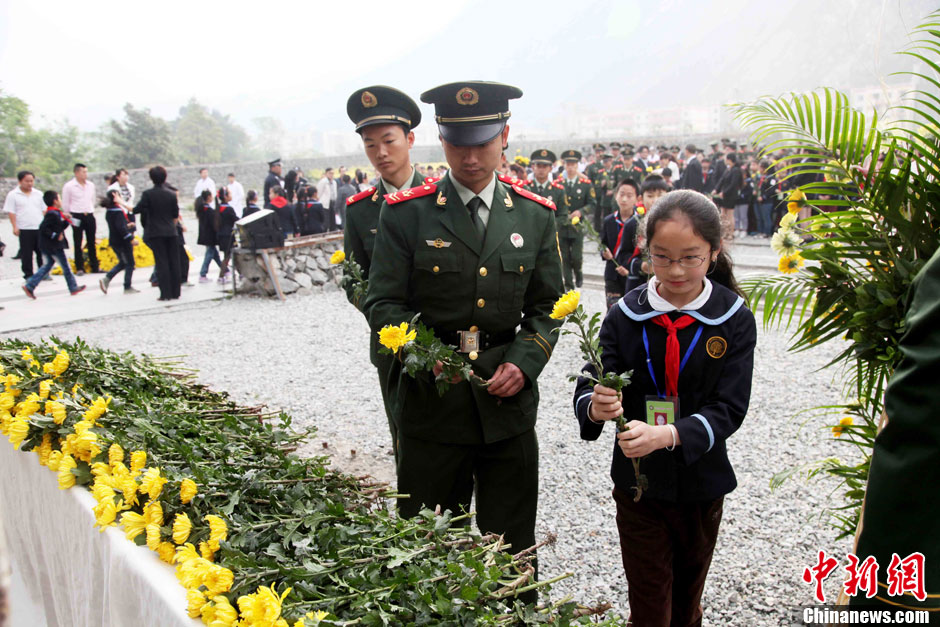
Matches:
[468,196,486,242]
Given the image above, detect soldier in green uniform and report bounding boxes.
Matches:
[584,143,608,230]
[343,85,427,461]
[584,143,606,183]
[603,144,628,221]
[557,149,595,288]
[364,82,564,602]
[621,150,646,185]
[525,149,568,228]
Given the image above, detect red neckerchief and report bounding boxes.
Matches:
[270,196,288,209]
[47,207,73,226]
[651,314,697,397]
[613,215,625,258]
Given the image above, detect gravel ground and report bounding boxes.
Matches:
[2,287,858,624]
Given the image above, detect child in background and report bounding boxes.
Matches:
[266,186,296,238]
[573,189,756,626]
[215,187,238,283]
[99,189,138,294]
[196,188,220,283]
[22,191,85,298]
[243,190,261,217]
[601,179,640,309]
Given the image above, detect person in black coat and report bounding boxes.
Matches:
[715,153,744,241]
[22,190,85,297]
[216,186,238,282]
[196,189,221,281]
[600,179,641,308]
[243,190,261,217]
[134,166,181,300]
[294,185,326,235]
[263,158,283,205]
[678,145,704,192]
[266,185,296,237]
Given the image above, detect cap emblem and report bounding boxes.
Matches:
[456,87,479,106]
[361,91,377,108]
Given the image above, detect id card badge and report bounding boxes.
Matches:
[645,395,679,426]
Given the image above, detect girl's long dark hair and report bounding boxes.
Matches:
[108,168,128,185]
[641,189,745,300]
[284,169,298,202]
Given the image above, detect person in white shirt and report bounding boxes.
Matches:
[226,173,245,217]
[3,170,46,279]
[193,168,216,199]
[106,168,136,212]
[61,163,99,274]
[316,168,339,230]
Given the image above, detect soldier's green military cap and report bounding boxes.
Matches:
[561,149,582,161]
[529,149,557,165]
[624,143,634,150]
[420,81,522,146]
[592,143,606,151]
[602,153,613,160]
[610,141,622,149]
[347,85,421,132]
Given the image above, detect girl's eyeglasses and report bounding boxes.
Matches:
[648,254,708,268]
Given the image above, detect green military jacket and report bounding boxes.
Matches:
[585,162,608,209]
[363,173,564,445]
[557,173,595,239]
[344,168,427,366]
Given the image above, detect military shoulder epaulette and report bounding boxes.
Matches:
[347,186,376,205]
[511,185,556,211]
[385,183,437,205]
[579,176,591,184]
[552,182,564,190]
[424,176,439,184]
[613,163,623,169]
[497,173,518,186]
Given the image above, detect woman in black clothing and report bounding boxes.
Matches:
[216,187,238,283]
[134,166,181,300]
[715,153,743,242]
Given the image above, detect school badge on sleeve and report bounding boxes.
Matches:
[706,336,727,359]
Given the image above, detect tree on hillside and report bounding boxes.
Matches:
[0,90,32,176]
[104,103,175,168]
[0,89,87,180]
[211,109,250,163]
[174,98,223,165]
[252,116,286,160]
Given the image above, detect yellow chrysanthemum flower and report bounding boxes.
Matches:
[47,449,63,471]
[201,595,238,627]
[172,512,192,544]
[174,542,200,565]
[779,212,797,229]
[118,511,147,539]
[377,322,417,352]
[186,589,208,618]
[571,216,580,226]
[92,482,116,502]
[108,443,124,466]
[549,290,580,320]
[145,522,162,551]
[51,351,69,377]
[778,253,805,275]
[839,416,854,427]
[180,478,197,504]
[57,454,77,490]
[8,418,30,448]
[156,541,176,564]
[238,584,292,626]
[82,396,111,424]
[93,499,118,530]
[130,450,147,474]
[0,392,14,412]
[330,249,345,264]
[145,500,164,527]
[39,380,52,400]
[786,201,801,214]
[204,564,234,595]
[139,467,167,499]
[789,188,805,202]
[119,475,139,507]
[37,433,53,466]
[199,541,216,561]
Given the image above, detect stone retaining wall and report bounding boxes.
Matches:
[232,233,345,298]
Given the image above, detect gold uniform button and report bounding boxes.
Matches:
[477,298,485,308]
[432,265,440,273]
[469,325,478,333]
[468,350,479,361]
[519,265,524,272]
[479,267,487,277]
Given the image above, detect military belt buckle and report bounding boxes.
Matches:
[457,330,480,354]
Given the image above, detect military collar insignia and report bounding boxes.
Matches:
[504,195,513,208]
[436,191,447,206]
[426,238,452,248]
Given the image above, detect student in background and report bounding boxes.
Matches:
[197,188,221,283]
[243,190,261,217]
[99,189,138,294]
[216,187,238,283]
[22,190,85,298]
[600,179,640,309]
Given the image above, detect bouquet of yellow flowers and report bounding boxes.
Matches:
[377,315,487,396]
[330,250,368,309]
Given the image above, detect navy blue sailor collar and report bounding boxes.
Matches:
[618,281,746,326]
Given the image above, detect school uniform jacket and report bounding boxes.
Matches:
[600,213,638,285]
[38,209,71,253]
[573,281,756,502]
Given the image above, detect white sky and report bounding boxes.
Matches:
[0,0,933,133]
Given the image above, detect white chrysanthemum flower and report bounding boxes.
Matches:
[771,228,802,257]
